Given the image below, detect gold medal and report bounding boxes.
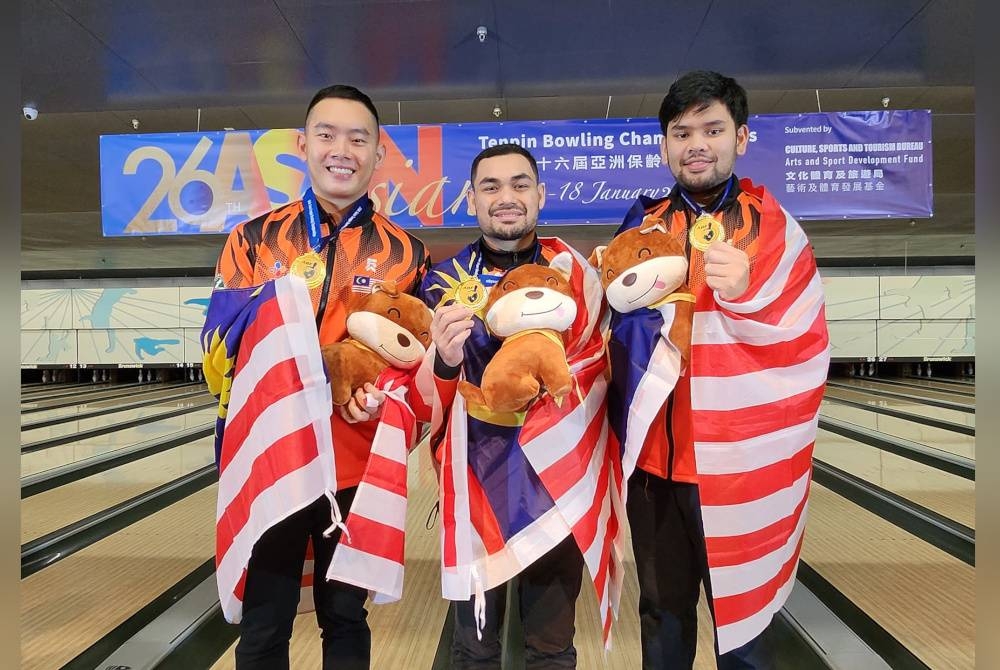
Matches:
[290,251,327,289]
[689,213,725,252]
[453,277,488,311]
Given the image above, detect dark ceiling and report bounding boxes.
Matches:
[20,0,975,274]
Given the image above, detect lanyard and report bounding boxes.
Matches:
[301,189,368,252]
[675,176,734,217]
[301,190,369,332]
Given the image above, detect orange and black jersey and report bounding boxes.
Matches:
[635,176,765,483]
[215,198,430,346]
[646,177,762,295]
[214,197,429,490]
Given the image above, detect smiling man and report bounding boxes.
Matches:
[208,84,429,670]
[604,71,830,669]
[417,144,613,668]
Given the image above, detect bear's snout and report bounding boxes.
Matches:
[397,333,411,347]
[622,272,638,287]
[525,290,544,299]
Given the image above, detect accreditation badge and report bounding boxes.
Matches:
[290,251,327,289]
[689,213,726,252]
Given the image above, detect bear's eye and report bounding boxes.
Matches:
[545,275,559,287]
[637,247,652,259]
[606,269,616,280]
[502,280,517,291]
[387,307,401,320]
[420,331,429,339]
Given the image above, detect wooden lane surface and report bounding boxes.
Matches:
[20,486,217,670]
[21,385,209,425]
[210,448,450,669]
[21,436,215,543]
[824,388,974,430]
[20,407,217,477]
[820,400,975,460]
[210,448,723,669]
[832,379,975,404]
[815,431,975,528]
[803,484,974,669]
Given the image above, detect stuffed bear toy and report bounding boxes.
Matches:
[457,264,578,413]
[590,217,694,365]
[321,281,432,407]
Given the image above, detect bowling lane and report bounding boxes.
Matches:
[814,429,974,528]
[820,399,975,459]
[803,485,974,670]
[20,380,107,398]
[20,406,218,477]
[832,378,975,405]
[20,382,197,413]
[824,387,974,428]
[20,486,216,670]
[21,384,210,426]
[20,381,156,405]
[21,436,215,544]
[869,377,975,396]
[21,393,215,444]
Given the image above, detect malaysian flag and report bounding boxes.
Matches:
[608,180,830,653]
[416,239,625,647]
[326,373,415,603]
[202,274,415,623]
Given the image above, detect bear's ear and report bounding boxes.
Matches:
[587,245,607,270]
[548,251,574,282]
[638,217,668,235]
[373,280,399,297]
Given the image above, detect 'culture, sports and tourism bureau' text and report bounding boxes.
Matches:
[784,141,927,166]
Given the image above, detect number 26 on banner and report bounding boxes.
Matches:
[122,133,270,234]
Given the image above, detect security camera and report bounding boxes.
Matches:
[492,105,502,118]
[23,106,38,121]
[476,25,487,43]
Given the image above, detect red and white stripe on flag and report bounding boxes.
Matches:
[326,377,416,603]
[214,275,337,624]
[691,188,829,653]
[436,241,624,648]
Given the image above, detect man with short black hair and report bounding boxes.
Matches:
[420,143,613,668]
[605,70,829,669]
[205,83,429,670]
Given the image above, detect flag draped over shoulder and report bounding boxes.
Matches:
[418,238,624,647]
[608,180,830,653]
[201,274,416,623]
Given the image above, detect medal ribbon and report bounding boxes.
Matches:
[302,188,368,252]
[300,189,370,333]
[674,176,734,219]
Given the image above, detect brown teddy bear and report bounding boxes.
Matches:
[590,217,694,365]
[321,281,432,406]
[457,264,578,412]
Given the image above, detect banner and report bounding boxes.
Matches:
[100,110,932,236]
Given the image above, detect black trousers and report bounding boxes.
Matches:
[235,489,370,670]
[627,471,773,670]
[451,533,585,669]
